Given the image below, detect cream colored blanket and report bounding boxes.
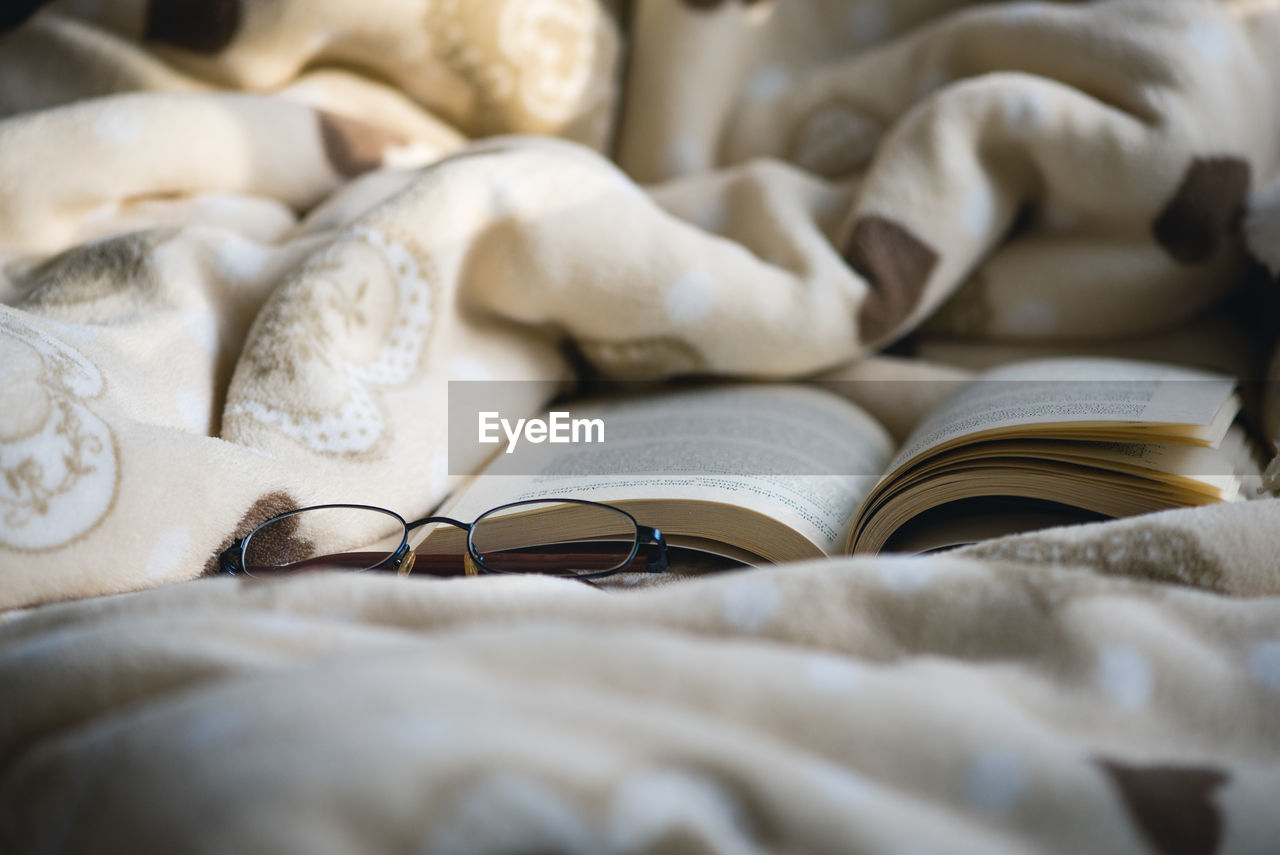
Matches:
[2,1,1280,852]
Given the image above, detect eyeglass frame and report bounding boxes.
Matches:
[217,498,670,580]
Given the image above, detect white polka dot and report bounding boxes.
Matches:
[1000,4,1040,23]
[746,66,789,100]
[491,177,523,215]
[1003,95,1050,139]
[92,107,144,144]
[214,235,272,282]
[1187,21,1231,64]
[183,708,249,751]
[605,163,646,197]
[382,140,440,170]
[808,762,874,804]
[449,354,493,382]
[248,614,318,638]
[430,448,450,490]
[609,769,752,854]
[195,195,249,220]
[691,201,728,234]
[664,269,717,323]
[744,1,774,24]
[1096,644,1153,710]
[1248,639,1280,692]
[847,0,890,46]
[182,310,220,355]
[963,747,1026,817]
[380,714,454,750]
[663,137,706,176]
[720,574,779,632]
[803,653,866,692]
[144,527,192,582]
[962,184,998,241]
[1002,297,1058,335]
[175,387,211,433]
[425,773,593,855]
[878,557,942,592]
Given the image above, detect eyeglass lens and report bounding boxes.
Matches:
[242,506,406,576]
[469,500,639,576]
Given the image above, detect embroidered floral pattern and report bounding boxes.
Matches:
[0,311,117,550]
[225,226,436,457]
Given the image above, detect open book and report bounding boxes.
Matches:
[424,358,1261,563]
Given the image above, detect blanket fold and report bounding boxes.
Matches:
[2,3,1280,850]
[3,556,1279,854]
[3,0,1279,608]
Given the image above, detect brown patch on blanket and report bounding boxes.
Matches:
[1153,156,1250,265]
[144,0,241,54]
[316,111,402,178]
[844,216,939,346]
[1096,758,1228,855]
[19,231,176,310]
[203,491,310,575]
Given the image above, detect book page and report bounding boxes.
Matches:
[886,358,1237,475]
[441,384,894,555]
[895,425,1256,500]
[882,497,1108,554]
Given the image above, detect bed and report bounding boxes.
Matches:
[2,1,1279,852]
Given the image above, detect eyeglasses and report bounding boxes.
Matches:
[217,499,670,581]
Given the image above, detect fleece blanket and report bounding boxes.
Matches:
[1,0,1279,852]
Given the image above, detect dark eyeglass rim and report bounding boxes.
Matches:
[218,498,670,580]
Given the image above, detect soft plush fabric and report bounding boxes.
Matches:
[3,552,1280,855]
[1,1,1279,852]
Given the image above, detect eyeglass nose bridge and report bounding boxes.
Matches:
[406,515,471,532]
[404,514,473,546]
[399,515,477,576]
